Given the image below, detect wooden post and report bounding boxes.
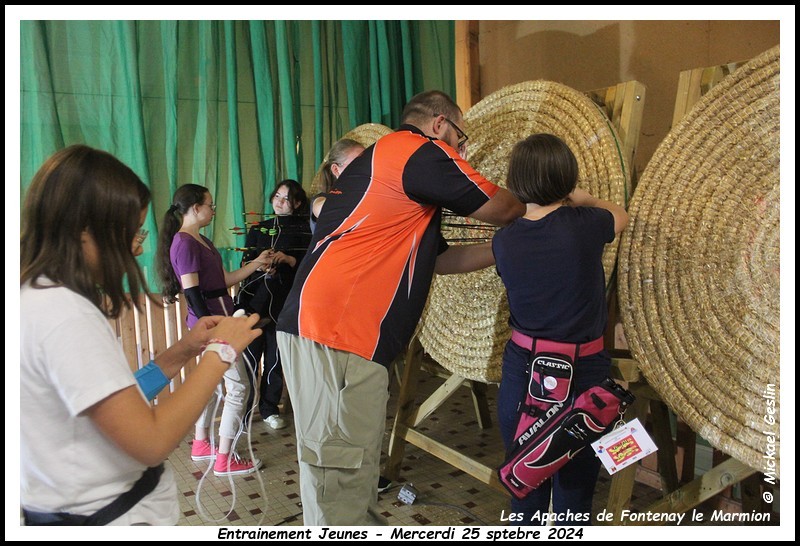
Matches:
[455,20,480,113]
[603,393,650,524]
[118,302,139,374]
[586,80,646,198]
[672,61,746,127]
[469,380,492,429]
[385,336,425,481]
[676,419,697,484]
[650,399,680,493]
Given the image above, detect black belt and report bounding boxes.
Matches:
[23,463,164,526]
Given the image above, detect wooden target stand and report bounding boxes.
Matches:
[385,78,648,497]
[602,58,773,526]
[607,61,771,524]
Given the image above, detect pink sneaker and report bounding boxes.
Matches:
[190,439,218,461]
[213,452,262,476]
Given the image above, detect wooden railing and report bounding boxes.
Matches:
[109,294,194,404]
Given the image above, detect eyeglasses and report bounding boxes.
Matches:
[205,203,217,211]
[434,113,469,149]
[135,229,149,245]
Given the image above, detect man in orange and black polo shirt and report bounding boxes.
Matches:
[276,90,524,525]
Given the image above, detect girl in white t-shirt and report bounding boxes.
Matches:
[20,145,262,525]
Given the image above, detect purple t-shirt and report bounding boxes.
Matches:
[170,232,234,328]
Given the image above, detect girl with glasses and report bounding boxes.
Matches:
[156,184,272,476]
[20,146,262,525]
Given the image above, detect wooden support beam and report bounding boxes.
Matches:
[387,352,405,392]
[586,80,645,196]
[145,296,172,403]
[676,419,697,484]
[418,358,493,428]
[403,427,508,495]
[602,394,651,524]
[385,336,425,481]
[741,473,761,512]
[630,458,758,524]
[628,381,662,401]
[118,302,139,374]
[650,399,680,493]
[469,380,493,429]
[611,357,642,383]
[672,61,746,127]
[455,20,480,113]
[411,373,467,428]
[133,294,149,371]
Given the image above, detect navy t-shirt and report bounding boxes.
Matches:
[492,206,615,343]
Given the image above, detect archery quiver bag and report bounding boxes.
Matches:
[498,377,635,500]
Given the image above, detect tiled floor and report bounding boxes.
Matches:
[169,364,773,529]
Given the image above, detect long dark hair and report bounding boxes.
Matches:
[156,184,210,303]
[270,179,309,216]
[507,133,579,205]
[20,145,152,318]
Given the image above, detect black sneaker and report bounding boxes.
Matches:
[377,475,392,493]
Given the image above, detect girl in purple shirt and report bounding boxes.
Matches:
[157,184,271,476]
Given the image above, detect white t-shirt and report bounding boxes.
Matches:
[20,280,178,525]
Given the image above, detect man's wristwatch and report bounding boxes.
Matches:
[201,339,237,366]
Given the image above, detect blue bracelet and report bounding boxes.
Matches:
[134,361,170,401]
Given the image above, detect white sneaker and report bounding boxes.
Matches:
[264,414,288,430]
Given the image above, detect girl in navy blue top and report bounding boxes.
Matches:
[236,179,311,429]
[493,134,628,526]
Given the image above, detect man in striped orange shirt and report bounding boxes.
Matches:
[277,90,524,525]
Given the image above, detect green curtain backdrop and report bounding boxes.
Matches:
[20,20,455,287]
